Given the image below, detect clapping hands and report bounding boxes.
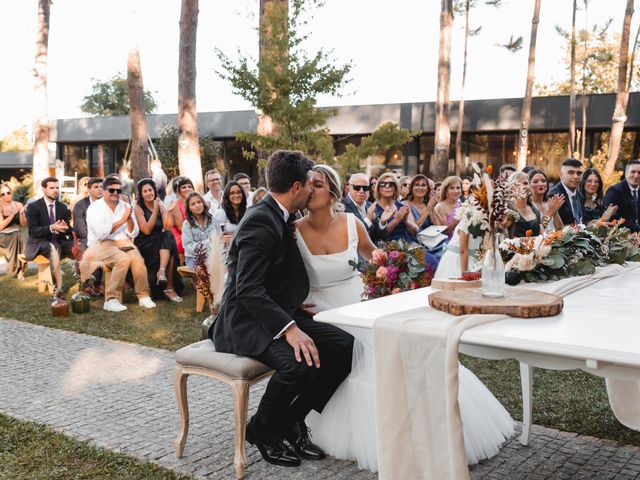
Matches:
[547,194,565,216]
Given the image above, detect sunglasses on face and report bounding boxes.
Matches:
[0,191,11,196]
[351,185,371,192]
[107,188,122,194]
[378,182,395,188]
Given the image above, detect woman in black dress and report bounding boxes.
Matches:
[580,168,617,225]
[509,172,542,237]
[133,178,184,302]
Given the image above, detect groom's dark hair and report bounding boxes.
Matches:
[266,150,315,193]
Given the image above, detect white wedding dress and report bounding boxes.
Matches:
[297,213,515,472]
[434,225,484,280]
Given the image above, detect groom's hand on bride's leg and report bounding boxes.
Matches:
[285,325,320,368]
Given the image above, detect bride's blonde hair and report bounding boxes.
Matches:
[312,165,342,202]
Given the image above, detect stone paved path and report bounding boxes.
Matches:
[1,318,639,479]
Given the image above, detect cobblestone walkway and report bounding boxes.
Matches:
[1,318,639,479]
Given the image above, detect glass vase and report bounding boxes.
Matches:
[481,234,505,298]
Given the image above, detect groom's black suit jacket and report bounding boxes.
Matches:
[210,194,310,356]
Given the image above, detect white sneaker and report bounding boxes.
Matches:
[138,297,156,309]
[103,299,127,312]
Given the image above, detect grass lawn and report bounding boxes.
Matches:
[1,267,640,452]
[0,413,192,480]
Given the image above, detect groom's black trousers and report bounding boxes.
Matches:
[250,315,354,437]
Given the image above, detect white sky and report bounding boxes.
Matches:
[0,0,637,139]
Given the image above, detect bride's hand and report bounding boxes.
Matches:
[284,325,320,368]
[297,303,318,318]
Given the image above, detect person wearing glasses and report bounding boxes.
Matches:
[398,176,411,201]
[213,181,248,247]
[0,182,27,280]
[84,176,156,312]
[366,172,417,244]
[203,169,224,215]
[341,173,386,240]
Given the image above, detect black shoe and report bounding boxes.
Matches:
[246,421,301,467]
[285,420,326,460]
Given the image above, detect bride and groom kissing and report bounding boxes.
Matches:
[208,150,373,467]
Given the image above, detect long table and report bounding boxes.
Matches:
[314,264,640,446]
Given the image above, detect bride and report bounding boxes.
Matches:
[296,165,515,471]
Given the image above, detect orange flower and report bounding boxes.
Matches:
[525,229,533,237]
[612,219,617,226]
[620,218,626,225]
[487,165,493,175]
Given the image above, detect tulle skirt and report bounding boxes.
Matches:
[307,327,515,472]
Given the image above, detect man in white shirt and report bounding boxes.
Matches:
[203,169,224,215]
[86,177,156,312]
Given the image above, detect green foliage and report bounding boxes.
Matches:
[499,34,523,52]
[7,173,34,204]
[536,22,640,95]
[0,127,32,152]
[155,125,223,178]
[334,122,419,178]
[80,75,157,116]
[215,0,351,163]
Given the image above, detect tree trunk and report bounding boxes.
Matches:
[568,0,577,157]
[605,0,634,177]
[516,0,541,171]
[127,48,150,185]
[433,0,453,180]
[178,0,203,192]
[256,0,287,187]
[97,144,105,178]
[580,0,589,161]
[33,0,52,196]
[454,0,470,175]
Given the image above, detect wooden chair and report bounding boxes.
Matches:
[18,254,53,294]
[174,340,273,479]
[177,266,206,312]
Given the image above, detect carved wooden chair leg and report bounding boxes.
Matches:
[232,380,250,480]
[196,290,205,313]
[174,367,190,457]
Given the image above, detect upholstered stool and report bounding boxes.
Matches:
[177,266,206,313]
[18,254,53,294]
[174,340,273,479]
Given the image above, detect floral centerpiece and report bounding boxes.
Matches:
[362,240,434,299]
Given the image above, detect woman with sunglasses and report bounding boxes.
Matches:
[133,178,184,302]
[213,181,248,247]
[366,172,418,244]
[0,183,26,280]
[169,177,194,256]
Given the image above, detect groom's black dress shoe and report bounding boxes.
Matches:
[285,420,326,460]
[246,422,301,467]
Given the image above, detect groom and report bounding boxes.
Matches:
[210,150,354,467]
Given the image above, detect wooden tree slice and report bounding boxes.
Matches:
[428,287,563,318]
[431,279,482,290]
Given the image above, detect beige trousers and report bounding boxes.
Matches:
[99,240,149,301]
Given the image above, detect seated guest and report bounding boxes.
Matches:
[169,177,194,256]
[461,176,472,202]
[605,159,640,232]
[69,176,90,211]
[233,172,254,206]
[509,172,542,237]
[528,168,565,232]
[25,177,74,290]
[366,172,416,243]
[406,174,438,231]
[72,177,104,296]
[431,175,463,238]
[85,177,156,312]
[203,169,224,215]
[342,172,386,242]
[0,182,27,280]
[398,175,411,200]
[182,191,221,269]
[581,167,617,225]
[72,177,103,249]
[548,158,585,225]
[433,181,443,200]
[214,181,248,247]
[252,187,269,205]
[163,176,183,208]
[499,164,516,179]
[133,178,184,302]
[368,176,377,203]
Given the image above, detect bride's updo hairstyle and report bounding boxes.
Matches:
[312,165,342,202]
